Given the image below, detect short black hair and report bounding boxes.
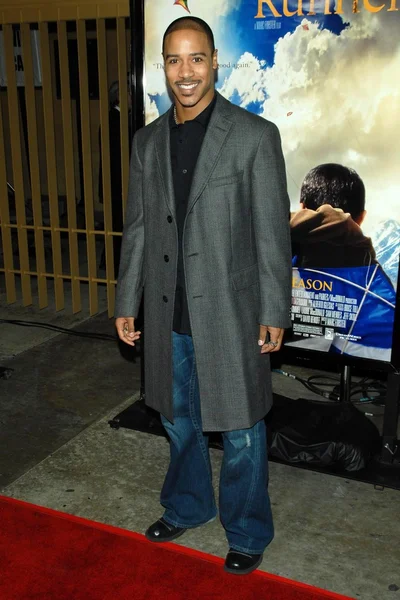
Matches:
[162,17,215,54]
[300,163,365,221]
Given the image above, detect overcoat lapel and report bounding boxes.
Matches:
[154,109,175,217]
[187,98,234,215]
[154,95,234,217]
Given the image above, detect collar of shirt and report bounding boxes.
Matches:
[169,93,217,130]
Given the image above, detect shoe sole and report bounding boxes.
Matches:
[145,528,187,543]
[224,555,263,575]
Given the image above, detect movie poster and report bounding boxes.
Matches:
[143,0,400,363]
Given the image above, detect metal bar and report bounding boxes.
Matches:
[39,21,65,310]
[3,24,32,306]
[21,23,48,309]
[339,364,352,403]
[77,19,98,315]
[0,88,16,303]
[0,2,130,26]
[2,223,122,235]
[380,371,400,464]
[116,17,129,218]
[130,0,145,133]
[0,267,117,285]
[97,17,115,317]
[130,0,145,406]
[58,20,81,314]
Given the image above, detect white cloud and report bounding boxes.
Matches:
[219,52,267,106]
[145,95,160,123]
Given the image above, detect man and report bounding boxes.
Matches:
[115,17,292,575]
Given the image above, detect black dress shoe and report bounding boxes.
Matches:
[224,550,263,575]
[145,518,187,543]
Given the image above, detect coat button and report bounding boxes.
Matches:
[167,215,173,223]
[163,295,168,303]
[164,255,169,262]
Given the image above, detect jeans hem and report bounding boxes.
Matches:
[163,513,217,530]
[228,539,273,555]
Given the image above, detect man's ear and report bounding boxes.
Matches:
[213,49,218,70]
[354,210,366,226]
[300,202,306,210]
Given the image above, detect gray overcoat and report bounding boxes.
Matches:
[115,92,292,432]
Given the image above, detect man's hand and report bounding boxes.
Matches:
[258,325,284,354]
[115,317,141,346]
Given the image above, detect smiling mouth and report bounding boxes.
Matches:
[176,82,200,91]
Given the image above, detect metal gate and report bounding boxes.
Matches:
[0,1,131,316]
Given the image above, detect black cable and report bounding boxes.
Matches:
[273,368,386,407]
[0,318,116,342]
[273,369,339,401]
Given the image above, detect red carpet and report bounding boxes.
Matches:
[0,495,354,600]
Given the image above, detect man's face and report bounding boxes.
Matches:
[163,28,217,113]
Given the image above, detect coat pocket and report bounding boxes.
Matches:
[230,264,259,291]
[209,171,244,188]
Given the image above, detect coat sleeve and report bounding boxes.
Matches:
[114,131,145,318]
[250,122,292,328]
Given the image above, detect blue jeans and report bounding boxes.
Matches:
[160,332,274,554]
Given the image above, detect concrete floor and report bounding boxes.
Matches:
[1,296,400,600]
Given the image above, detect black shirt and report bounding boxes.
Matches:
[170,95,216,335]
